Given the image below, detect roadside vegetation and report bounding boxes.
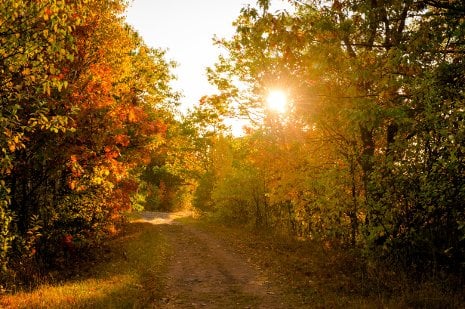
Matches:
[181,0,465,290]
[0,0,178,290]
[184,216,465,308]
[3,215,464,308]
[0,221,170,308]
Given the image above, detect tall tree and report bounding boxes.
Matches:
[200,0,465,268]
[0,0,177,281]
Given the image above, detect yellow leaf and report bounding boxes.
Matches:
[128,109,136,122]
[69,180,77,190]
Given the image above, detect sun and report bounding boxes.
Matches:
[266,90,287,114]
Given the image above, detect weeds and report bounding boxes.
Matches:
[0,222,170,308]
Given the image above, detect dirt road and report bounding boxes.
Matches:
[137,211,289,308]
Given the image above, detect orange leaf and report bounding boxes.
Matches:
[115,134,130,146]
[128,109,137,122]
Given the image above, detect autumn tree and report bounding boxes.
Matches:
[198,0,465,269]
[0,0,177,283]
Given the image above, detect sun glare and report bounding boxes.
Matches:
[266,90,287,114]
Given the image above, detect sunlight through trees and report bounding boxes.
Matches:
[183,0,465,273]
[2,0,465,294]
[266,90,288,114]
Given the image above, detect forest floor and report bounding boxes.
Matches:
[1,211,464,308]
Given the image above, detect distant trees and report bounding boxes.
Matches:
[189,0,465,270]
[0,0,177,284]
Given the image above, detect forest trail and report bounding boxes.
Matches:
[137,211,289,308]
[3,212,460,308]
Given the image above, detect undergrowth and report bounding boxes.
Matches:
[0,221,170,309]
[190,216,465,308]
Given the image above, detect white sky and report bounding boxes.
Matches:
[125,0,292,114]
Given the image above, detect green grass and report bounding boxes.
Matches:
[0,222,170,309]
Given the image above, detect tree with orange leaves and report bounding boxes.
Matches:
[0,0,177,283]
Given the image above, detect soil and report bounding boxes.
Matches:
[137,211,292,309]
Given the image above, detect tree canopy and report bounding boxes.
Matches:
[0,0,178,283]
[186,0,465,270]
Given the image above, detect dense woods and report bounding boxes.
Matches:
[1,0,465,292]
[183,0,465,273]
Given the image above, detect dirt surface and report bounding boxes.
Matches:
[137,211,289,308]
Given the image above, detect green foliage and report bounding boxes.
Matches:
[193,172,215,212]
[138,164,184,211]
[0,199,13,273]
[368,60,465,268]
[212,162,264,227]
[189,0,465,274]
[0,0,177,287]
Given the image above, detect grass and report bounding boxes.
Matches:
[2,214,464,308]
[0,222,170,309]
[187,217,465,308]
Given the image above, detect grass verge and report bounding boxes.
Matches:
[184,217,465,308]
[0,222,170,309]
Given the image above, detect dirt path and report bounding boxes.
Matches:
[138,211,288,308]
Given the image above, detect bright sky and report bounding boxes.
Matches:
[125,0,292,114]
